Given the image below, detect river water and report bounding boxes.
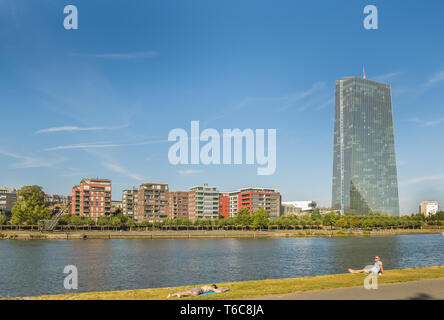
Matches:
[0,234,443,297]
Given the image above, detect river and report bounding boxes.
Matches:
[0,234,443,297]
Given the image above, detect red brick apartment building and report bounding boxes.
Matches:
[136,183,169,222]
[230,187,281,218]
[71,178,112,219]
[218,192,229,219]
[168,191,189,219]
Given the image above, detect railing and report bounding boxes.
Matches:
[1,224,438,233]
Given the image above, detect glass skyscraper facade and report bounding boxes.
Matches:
[332,77,400,216]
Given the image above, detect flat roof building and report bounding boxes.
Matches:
[188,184,219,220]
[332,76,400,216]
[0,187,17,213]
[122,188,139,220]
[137,183,169,222]
[420,201,439,217]
[218,192,230,219]
[168,191,189,219]
[71,178,112,219]
[229,187,281,219]
[282,201,316,212]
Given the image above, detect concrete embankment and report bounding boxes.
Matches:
[0,228,441,240]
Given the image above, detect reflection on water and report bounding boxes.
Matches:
[0,234,442,297]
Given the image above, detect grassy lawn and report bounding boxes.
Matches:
[26,265,444,300]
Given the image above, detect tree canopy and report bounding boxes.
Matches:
[11,185,50,225]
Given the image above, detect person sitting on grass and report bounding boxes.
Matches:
[167,284,223,298]
[348,255,384,275]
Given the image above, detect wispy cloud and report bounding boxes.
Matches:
[71,51,158,60]
[178,169,201,175]
[0,151,63,169]
[43,139,168,152]
[36,124,128,134]
[43,143,122,151]
[372,72,402,82]
[203,82,327,125]
[104,163,143,180]
[408,117,444,127]
[315,97,335,110]
[400,174,444,186]
[424,70,444,87]
[276,82,326,112]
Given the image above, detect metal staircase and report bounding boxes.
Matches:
[38,202,70,232]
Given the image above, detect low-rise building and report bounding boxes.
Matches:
[111,200,122,214]
[45,194,72,213]
[280,203,302,216]
[282,201,316,213]
[420,201,439,217]
[318,206,338,215]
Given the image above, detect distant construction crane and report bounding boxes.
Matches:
[38,202,70,232]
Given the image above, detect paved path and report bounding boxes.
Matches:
[254,278,444,300]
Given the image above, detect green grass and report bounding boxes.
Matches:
[25,265,444,300]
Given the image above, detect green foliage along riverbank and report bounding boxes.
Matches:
[0,186,443,231]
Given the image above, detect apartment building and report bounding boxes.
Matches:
[71,178,112,219]
[218,192,229,219]
[45,194,72,213]
[0,187,17,213]
[111,200,122,214]
[168,191,189,219]
[136,183,169,222]
[229,192,239,218]
[229,187,281,218]
[188,184,219,220]
[122,188,139,219]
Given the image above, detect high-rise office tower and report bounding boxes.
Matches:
[332,76,400,216]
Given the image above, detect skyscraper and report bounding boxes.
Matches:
[332,76,400,216]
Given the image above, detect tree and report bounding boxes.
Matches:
[97,216,111,226]
[251,208,270,229]
[11,185,50,225]
[0,214,9,225]
[334,217,348,229]
[311,209,321,220]
[235,208,252,226]
[322,212,337,229]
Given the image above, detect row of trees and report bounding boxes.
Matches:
[48,210,444,229]
[1,185,443,229]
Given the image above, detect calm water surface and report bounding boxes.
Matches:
[0,234,443,297]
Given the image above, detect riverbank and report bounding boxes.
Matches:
[26,265,444,300]
[0,228,441,240]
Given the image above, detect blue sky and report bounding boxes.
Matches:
[1,0,444,214]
